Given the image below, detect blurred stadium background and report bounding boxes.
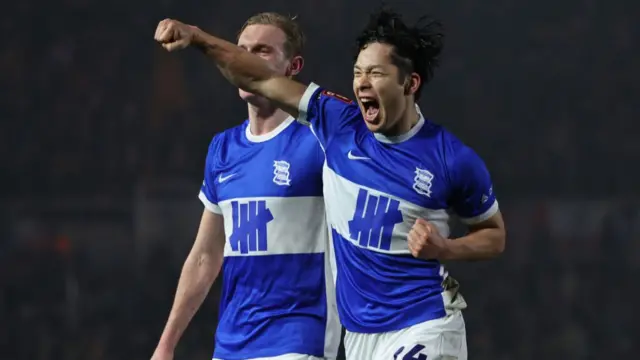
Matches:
[1,0,638,359]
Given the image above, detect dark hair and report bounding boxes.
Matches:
[239,12,306,58]
[355,7,443,99]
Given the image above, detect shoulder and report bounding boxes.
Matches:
[411,120,465,163]
[303,83,360,115]
[431,125,489,187]
[205,120,249,159]
[317,89,360,117]
[412,120,485,187]
[421,122,475,168]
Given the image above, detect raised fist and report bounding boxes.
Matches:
[154,19,197,51]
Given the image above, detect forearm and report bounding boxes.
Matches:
[191,27,275,93]
[443,228,505,261]
[190,27,305,116]
[157,251,221,350]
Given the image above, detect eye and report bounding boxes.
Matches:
[371,71,384,77]
[250,45,272,55]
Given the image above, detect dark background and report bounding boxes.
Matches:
[1,0,638,359]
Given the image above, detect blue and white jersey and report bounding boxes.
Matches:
[298,83,499,334]
[198,117,340,359]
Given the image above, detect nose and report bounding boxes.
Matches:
[354,74,372,92]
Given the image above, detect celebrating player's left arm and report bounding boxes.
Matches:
[154,19,307,118]
[408,143,506,261]
[408,213,505,261]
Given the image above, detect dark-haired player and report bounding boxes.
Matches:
[155,8,506,360]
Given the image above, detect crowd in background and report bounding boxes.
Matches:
[1,0,638,359]
[2,0,637,197]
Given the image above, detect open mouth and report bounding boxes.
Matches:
[360,97,380,122]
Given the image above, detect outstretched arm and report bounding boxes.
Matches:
[154,19,306,117]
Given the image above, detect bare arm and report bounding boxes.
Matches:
[443,211,506,261]
[154,19,307,117]
[408,211,506,262]
[153,209,225,356]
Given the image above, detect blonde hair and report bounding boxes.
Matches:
[238,12,305,58]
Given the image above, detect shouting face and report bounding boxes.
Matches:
[353,42,420,135]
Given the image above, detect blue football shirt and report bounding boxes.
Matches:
[297,83,499,333]
[199,117,340,359]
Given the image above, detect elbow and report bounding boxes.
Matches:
[494,241,505,257]
[187,250,220,272]
[492,228,506,257]
[190,252,221,284]
[194,252,211,267]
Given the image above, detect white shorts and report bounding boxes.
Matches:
[214,354,333,360]
[344,311,467,360]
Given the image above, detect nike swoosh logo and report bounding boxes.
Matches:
[347,150,370,160]
[218,173,236,183]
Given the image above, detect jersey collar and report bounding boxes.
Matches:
[373,104,425,144]
[245,116,295,143]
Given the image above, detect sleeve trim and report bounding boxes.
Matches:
[297,82,320,126]
[198,191,222,214]
[459,200,499,225]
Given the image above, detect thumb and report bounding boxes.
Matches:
[162,38,190,51]
[424,222,437,234]
[416,218,433,233]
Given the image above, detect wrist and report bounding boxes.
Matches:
[190,26,205,48]
[438,240,456,261]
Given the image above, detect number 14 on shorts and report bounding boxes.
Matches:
[393,344,427,360]
[393,344,459,360]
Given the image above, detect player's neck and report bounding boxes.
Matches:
[247,104,290,136]
[385,102,420,136]
[402,98,420,129]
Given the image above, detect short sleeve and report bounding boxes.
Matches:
[297,82,360,150]
[198,136,222,214]
[449,144,499,224]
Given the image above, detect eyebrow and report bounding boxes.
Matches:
[353,65,385,71]
[239,43,273,51]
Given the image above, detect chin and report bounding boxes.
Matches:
[239,89,255,101]
[365,121,386,133]
[240,91,269,107]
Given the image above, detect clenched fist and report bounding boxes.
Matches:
[407,218,450,260]
[154,19,197,51]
